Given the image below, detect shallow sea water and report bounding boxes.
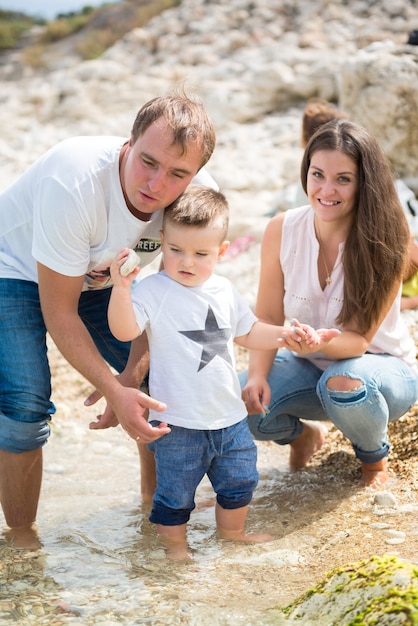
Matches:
[2,393,417,625]
[0,414,297,626]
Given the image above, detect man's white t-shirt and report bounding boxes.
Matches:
[131,270,258,430]
[0,136,217,290]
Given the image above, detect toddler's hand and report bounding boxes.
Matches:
[110,248,141,286]
[279,319,340,352]
[120,249,141,276]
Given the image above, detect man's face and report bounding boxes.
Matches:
[120,119,203,218]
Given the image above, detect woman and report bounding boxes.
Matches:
[241,119,418,487]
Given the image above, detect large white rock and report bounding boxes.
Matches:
[340,46,418,178]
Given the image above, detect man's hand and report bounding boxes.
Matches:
[85,365,148,430]
[87,390,120,429]
[88,385,169,443]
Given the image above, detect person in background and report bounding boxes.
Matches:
[108,185,338,559]
[401,240,418,310]
[294,98,347,207]
[396,179,418,311]
[0,90,217,549]
[301,98,347,148]
[240,119,418,488]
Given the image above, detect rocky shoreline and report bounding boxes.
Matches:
[1,1,418,622]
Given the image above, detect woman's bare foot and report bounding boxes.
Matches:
[289,421,327,470]
[217,528,274,543]
[361,458,389,488]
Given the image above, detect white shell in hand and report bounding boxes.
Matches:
[120,249,141,276]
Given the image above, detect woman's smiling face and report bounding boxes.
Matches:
[307,149,358,224]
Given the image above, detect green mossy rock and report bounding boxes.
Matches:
[275,554,418,625]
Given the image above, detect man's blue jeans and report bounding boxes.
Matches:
[0,279,130,452]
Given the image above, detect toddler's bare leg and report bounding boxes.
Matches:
[216,503,273,543]
[156,523,190,561]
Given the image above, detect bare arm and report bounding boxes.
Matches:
[240,211,396,416]
[241,213,286,415]
[235,319,340,351]
[88,250,154,428]
[87,331,151,428]
[108,249,142,342]
[37,262,169,442]
[404,238,418,281]
[279,281,402,358]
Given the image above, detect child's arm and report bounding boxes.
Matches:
[290,319,338,347]
[235,319,300,350]
[286,318,341,349]
[108,248,142,342]
[235,317,340,352]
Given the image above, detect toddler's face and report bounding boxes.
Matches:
[161,220,228,288]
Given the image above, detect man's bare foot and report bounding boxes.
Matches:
[217,528,274,543]
[289,421,327,470]
[361,458,389,488]
[3,524,42,550]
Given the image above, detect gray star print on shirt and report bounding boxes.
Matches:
[179,305,232,372]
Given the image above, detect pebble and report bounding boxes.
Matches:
[373,491,398,507]
[383,529,407,545]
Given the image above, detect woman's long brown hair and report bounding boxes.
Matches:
[301,119,410,334]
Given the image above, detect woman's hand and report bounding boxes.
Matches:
[241,376,271,417]
[278,318,341,354]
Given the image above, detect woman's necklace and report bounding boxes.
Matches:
[315,218,332,286]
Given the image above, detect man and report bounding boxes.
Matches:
[0,91,217,548]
